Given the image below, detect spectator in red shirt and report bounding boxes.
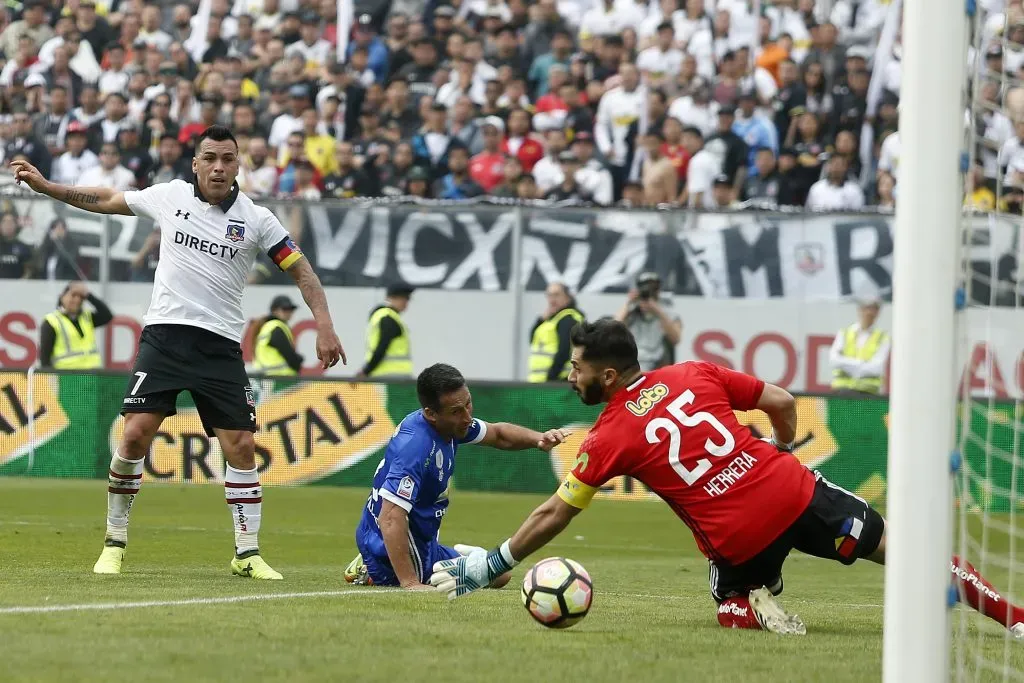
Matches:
[661,116,691,187]
[469,116,508,192]
[501,108,544,172]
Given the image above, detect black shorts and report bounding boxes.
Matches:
[121,324,256,436]
[708,471,885,603]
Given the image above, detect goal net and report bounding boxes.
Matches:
[956,0,1024,679]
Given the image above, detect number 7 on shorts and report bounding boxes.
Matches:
[130,371,148,396]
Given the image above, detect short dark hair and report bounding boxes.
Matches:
[569,319,639,374]
[417,363,466,411]
[195,125,238,151]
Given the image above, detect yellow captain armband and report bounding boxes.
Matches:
[557,472,599,510]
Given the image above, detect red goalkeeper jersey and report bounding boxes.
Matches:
[557,361,816,565]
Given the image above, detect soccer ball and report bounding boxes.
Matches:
[520,557,593,629]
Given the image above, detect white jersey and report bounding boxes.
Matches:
[123,179,298,342]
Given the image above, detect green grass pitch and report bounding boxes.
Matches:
[1,479,1021,682]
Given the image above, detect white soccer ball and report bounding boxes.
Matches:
[520,557,593,629]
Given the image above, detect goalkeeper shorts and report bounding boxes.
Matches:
[356,524,461,586]
[708,470,885,603]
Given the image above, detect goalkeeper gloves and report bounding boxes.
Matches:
[430,539,518,600]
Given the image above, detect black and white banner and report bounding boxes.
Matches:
[14,197,1023,306]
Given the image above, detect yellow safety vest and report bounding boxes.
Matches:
[831,324,888,394]
[365,307,413,377]
[44,310,100,370]
[528,308,584,383]
[253,318,298,376]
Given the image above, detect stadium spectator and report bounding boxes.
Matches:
[322,141,378,199]
[733,88,779,176]
[77,142,137,190]
[501,107,544,172]
[0,0,958,221]
[434,143,484,199]
[545,150,592,204]
[411,101,455,176]
[51,121,98,185]
[639,130,676,205]
[489,156,524,198]
[0,213,32,279]
[743,147,781,204]
[33,218,82,281]
[571,131,614,205]
[707,104,747,198]
[469,116,507,191]
[147,134,191,186]
[805,154,865,211]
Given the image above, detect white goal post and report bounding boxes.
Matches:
[882,0,969,681]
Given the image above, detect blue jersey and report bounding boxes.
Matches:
[359,411,488,546]
[732,115,779,177]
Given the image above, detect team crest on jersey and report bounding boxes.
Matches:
[625,383,670,417]
[225,219,246,242]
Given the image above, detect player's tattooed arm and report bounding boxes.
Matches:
[287,258,347,367]
[288,258,333,327]
[57,186,133,215]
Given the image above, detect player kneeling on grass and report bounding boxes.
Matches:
[430,319,1024,638]
[345,363,571,590]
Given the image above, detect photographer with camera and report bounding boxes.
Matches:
[614,272,683,372]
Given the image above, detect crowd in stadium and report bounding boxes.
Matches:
[0,0,1016,215]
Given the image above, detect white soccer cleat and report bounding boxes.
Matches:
[748,586,807,636]
[1011,623,1024,640]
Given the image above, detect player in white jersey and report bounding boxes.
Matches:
[10,126,346,580]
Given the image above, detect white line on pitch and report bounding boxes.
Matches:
[0,589,402,615]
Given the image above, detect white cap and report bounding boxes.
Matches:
[481,115,505,132]
[24,73,46,88]
[255,15,277,32]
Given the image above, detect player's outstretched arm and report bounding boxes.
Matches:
[285,257,346,369]
[756,383,797,448]
[429,494,581,600]
[10,160,132,215]
[480,423,571,452]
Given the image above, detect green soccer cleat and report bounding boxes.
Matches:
[230,554,283,580]
[93,544,125,575]
[749,586,806,636]
[344,552,372,585]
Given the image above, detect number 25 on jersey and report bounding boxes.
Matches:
[645,389,736,486]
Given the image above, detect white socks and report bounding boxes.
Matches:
[105,451,144,546]
[225,465,262,557]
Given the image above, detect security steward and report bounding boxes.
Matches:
[252,295,304,376]
[528,281,584,383]
[829,295,891,395]
[359,283,414,378]
[39,281,113,369]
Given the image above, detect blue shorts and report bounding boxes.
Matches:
[355,519,459,586]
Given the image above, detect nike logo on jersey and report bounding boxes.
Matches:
[173,229,240,260]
